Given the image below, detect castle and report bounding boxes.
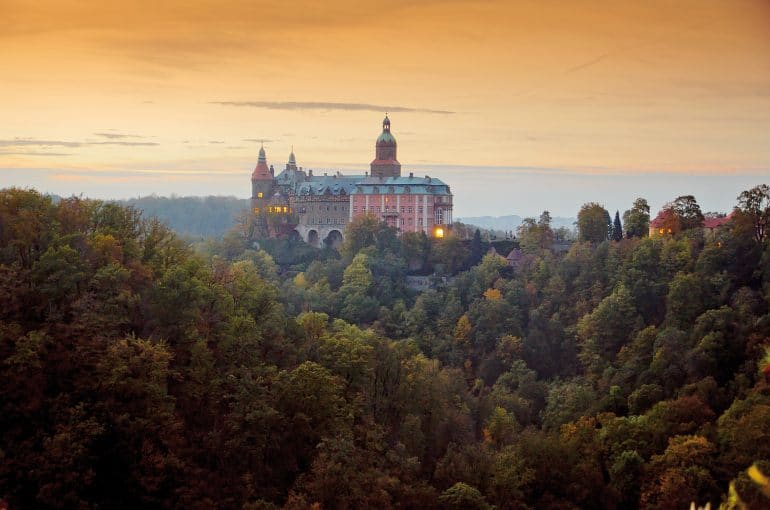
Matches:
[250,116,453,248]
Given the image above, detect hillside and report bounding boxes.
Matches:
[117,195,249,238]
[458,214,576,233]
[2,186,770,509]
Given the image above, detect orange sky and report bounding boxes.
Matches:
[1,0,769,215]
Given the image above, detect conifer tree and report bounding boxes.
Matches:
[612,210,623,241]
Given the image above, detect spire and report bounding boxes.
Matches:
[258,141,266,163]
[383,113,390,132]
[289,145,296,165]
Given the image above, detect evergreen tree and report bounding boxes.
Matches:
[612,210,623,241]
[468,229,484,268]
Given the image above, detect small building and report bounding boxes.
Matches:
[649,208,679,237]
[703,213,733,234]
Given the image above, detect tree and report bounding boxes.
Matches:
[577,202,611,243]
[612,210,623,241]
[735,184,769,243]
[439,482,493,510]
[517,211,554,252]
[467,229,485,267]
[623,197,651,238]
[671,195,705,231]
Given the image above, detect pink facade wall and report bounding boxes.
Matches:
[349,193,451,234]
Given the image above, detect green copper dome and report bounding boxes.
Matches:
[376,115,396,145]
[376,131,397,145]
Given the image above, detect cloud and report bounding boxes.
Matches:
[0,138,159,148]
[563,53,609,75]
[0,138,82,148]
[89,141,160,146]
[0,150,72,156]
[94,132,143,139]
[208,140,224,144]
[213,101,454,114]
[243,138,275,143]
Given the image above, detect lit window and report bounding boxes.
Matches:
[434,227,445,238]
[659,228,664,234]
[253,207,260,214]
[257,192,263,198]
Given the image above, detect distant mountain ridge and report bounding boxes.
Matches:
[118,195,249,238]
[457,214,576,233]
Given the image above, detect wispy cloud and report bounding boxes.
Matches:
[243,138,275,143]
[90,141,159,146]
[564,53,609,75]
[0,139,81,148]
[0,138,159,148]
[213,101,454,114]
[94,132,143,139]
[0,150,72,156]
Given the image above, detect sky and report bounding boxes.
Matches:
[1,0,769,217]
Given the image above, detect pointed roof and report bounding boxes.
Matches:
[288,146,296,166]
[252,143,273,180]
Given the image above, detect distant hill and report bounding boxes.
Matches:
[457,214,576,233]
[118,195,249,238]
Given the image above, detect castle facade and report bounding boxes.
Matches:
[250,116,453,247]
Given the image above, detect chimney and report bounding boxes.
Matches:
[269,165,274,176]
[409,172,413,179]
[308,169,313,177]
[324,172,328,176]
[365,171,368,177]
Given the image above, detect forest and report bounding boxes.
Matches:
[1,185,770,509]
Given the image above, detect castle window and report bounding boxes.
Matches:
[257,192,263,198]
[253,207,260,214]
[353,206,357,213]
[418,206,423,213]
[435,208,444,224]
[408,207,413,213]
[401,207,405,213]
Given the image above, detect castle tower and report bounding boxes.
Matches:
[251,144,275,212]
[287,146,298,172]
[370,115,401,179]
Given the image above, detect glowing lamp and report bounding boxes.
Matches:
[434,227,445,238]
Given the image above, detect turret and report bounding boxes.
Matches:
[370,114,401,178]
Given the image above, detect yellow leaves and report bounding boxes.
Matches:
[748,463,769,487]
[453,314,472,347]
[748,463,770,498]
[483,288,502,301]
[294,272,308,288]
